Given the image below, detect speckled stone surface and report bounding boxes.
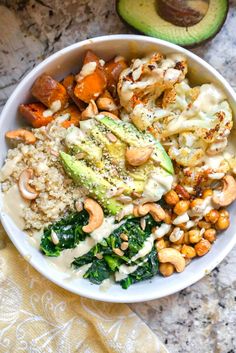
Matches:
[0,1,236,352]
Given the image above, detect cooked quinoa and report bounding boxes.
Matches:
[0,120,84,230]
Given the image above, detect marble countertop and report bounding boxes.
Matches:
[0,1,236,352]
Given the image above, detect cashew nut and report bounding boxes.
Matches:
[82,198,104,233]
[18,169,38,200]
[158,248,185,272]
[6,129,36,145]
[125,146,153,167]
[81,100,98,120]
[138,203,166,222]
[96,91,118,112]
[212,175,236,207]
[99,111,119,120]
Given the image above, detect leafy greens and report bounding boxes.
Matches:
[40,211,159,289]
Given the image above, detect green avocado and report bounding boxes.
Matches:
[90,125,145,194]
[96,115,174,174]
[116,0,228,47]
[60,152,123,215]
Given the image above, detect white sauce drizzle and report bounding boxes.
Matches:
[130,223,171,262]
[142,173,173,202]
[50,100,62,113]
[2,185,30,229]
[115,258,148,281]
[173,212,189,225]
[0,154,22,181]
[43,100,62,117]
[79,62,97,79]
[44,217,125,272]
[188,196,217,218]
[152,223,172,239]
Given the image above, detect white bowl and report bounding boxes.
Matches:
[1,35,236,303]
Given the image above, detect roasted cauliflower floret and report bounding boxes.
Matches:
[118,52,187,131]
[162,84,233,142]
[168,133,207,167]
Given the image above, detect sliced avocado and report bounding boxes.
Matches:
[72,143,103,167]
[96,115,174,174]
[90,125,126,163]
[60,152,123,215]
[90,126,144,193]
[116,0,228,47]
[65,127,103,167]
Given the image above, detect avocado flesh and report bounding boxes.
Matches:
[60,152,123,215]
[96,115,174,174]
[72,142,103,168]
[90,125,144,193]
[116,0,228,47]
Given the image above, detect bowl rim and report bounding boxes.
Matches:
[1,34,236,303]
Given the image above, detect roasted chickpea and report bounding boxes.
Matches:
[164,190,179,206]
[181,244,196,259]
[159,263,175,277]
[188,229,202,244]
[195,239,211,256]
[174,200,190,216]
[155,238,166,252]
[205,209,219,224]
[164,240,171,248]
[164,211,172,224]
[190,198,204,209]
[219,209,229,218]
[183,231,190,245]
[204,228,216,243]
[216,216,230,230]
[198,220,211,230]
[202,189,213,199]
[178,223,187,231]
[171,244,182,251]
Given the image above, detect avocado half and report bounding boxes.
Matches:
[116,0,229,47]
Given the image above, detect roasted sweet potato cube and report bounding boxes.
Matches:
[19,103,54,128]
[74,71,107,103]
[31,74,69,111]
[62,74,86,111]
[83,50,100,65]
[56,104,81,128]
[74,50,107,103]
[105,57,128,95]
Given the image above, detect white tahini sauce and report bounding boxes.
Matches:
[43,99,62,117]
[78,62,97,79]
[191,84,225,115]
[142,172,173,202]
[188,196,217,218]
[65,126,85,146]
[0,154,22,181]
[130,223,171,262]
[115,258,148,281]
[131,235,154,262]
[173,212,189,225]
[2,184,30,229]
[152,223,172,239]
[46,217,125,272]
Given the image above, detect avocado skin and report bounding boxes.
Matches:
[96,115,174,174]
[60,152,123,215]
[116,0,229,48]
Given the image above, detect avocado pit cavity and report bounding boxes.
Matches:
[157,0,209,27]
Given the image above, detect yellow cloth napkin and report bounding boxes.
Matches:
[0,224,168,353]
